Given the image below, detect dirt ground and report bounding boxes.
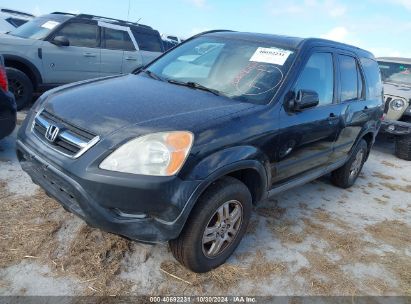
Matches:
[0,126,410,296]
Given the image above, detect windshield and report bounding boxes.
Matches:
[146,35,296,104]
[8,15,70,40]
[378,61,411,86]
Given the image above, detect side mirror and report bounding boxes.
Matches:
[290,89,320,111]
[51,36,69,47]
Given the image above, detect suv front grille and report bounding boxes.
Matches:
[32,110,100,158]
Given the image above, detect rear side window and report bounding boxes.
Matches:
[339,55,358,102]
[103,28,134,51]
[360,58,383,99]
[132,30,163,52]
[294,52,334,106]
[55,22,99,48]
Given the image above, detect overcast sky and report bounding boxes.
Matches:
[7,0,411,58]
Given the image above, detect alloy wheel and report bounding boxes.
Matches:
[202,200,243,258]
[349,149,364,178]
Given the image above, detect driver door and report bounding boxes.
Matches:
[41,20,101,84]
[274,51,341,183]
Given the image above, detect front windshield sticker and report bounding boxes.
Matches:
[250,47,293,66]
[41,21,60,30]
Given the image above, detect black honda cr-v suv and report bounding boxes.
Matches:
[17,31,383,273]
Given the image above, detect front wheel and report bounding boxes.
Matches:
[6,67,33,111]
[331,139,368,188]
[169,176,252,273]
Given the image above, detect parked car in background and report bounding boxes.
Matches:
[0,12,164,110]
[0,8,34,33]
[377,57,411,160]
[17,31,383,273]
[0,54,16,140]
[162,38,178,51]
[162,33,183,44]
[162,34,183,51]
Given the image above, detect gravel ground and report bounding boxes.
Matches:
[0,126,410,296]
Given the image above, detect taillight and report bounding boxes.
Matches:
[0,67,8,92]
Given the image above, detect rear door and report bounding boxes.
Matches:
[275,50,341,182]
[41,20,101,84]
[99,22,142,76]
[332,54,374,160]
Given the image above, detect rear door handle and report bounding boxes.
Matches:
[83,52,97,57]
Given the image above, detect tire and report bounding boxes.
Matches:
[331,139,368,189]
[395,135,411,161]
[169,176,252,273]
[6,67,33,110]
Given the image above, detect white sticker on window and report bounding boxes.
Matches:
[250,47,293,66]
[41,21,60,30]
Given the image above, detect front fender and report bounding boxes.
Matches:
[169,146,270,237]
[188,145,270,183]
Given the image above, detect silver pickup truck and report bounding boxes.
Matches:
[0,12,164,109]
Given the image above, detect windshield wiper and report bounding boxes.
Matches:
[140,69,163,81]
[167,79,222,96]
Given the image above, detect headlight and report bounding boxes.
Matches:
[99,131,194,176]
[390,99,405,111]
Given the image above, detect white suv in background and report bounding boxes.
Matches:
[0,12,164,109]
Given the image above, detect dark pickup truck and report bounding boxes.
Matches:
[17,31,383,272]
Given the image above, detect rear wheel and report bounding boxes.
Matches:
[395,135,411,161]
[169,176,252,273]
[6,68,33,110]
[331,139,368,188]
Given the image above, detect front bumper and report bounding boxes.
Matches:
[380,120,411,136]
[16,139,203,243]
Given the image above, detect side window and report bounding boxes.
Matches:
[132,30,163,52]
[103,28,135,51]
[54,22,98,48]
[360,57,383,99]
[294,52,334,106]
[339,55,358,102]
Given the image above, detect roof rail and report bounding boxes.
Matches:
[1,8,34,17]
[50,11,77,16]
[75,13,153,29]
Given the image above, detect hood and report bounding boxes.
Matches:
[43,74,254,136]
[0,33,38,46]
[384,82,411,100]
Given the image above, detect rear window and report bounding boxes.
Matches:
[131,30,163,52]
[360,58,383,99]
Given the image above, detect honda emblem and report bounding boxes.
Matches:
[45,124,60,142]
